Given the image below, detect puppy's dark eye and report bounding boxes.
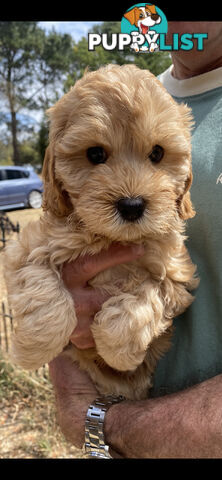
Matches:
[148,145,164,164]
[87,146,108,165]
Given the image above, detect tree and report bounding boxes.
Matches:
[19,140,40,167]
[0,22,43,164]
[35,118,49,163]
[33,28,75,110]
[0,22,75,165]
[0,139,13,165]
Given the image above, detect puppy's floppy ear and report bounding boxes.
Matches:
[124,7,137,25]
[176,102,196,220]
[146,4,157,15]
[177,172,196,220]
[42,144,72,217]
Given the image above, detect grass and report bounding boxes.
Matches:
[0,352,85,458]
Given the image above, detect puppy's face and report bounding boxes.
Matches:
[136,6,161,34]
[43,65,195,242]
[124,5,161,34]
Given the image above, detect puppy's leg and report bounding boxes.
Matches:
[4,222,76,370]
[91,282,172,372]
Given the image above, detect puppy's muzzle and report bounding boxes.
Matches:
[116,197,146,222]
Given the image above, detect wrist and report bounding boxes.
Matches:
[104,399,151,458]
[57,393,97,449]
[104,400,130,457]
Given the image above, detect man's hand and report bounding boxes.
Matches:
[49,354,98,449]
[62,242,145,349]
[49,242,144,451]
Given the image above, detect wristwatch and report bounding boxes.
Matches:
[84,394,125,458]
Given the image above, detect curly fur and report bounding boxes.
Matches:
[4,65,199,400]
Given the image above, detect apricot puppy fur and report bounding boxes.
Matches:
[4,65,198,400]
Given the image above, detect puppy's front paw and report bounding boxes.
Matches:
[91,294,156,372]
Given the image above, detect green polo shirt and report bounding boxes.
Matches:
[151,66,222,397]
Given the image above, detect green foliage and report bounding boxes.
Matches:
[35,119,49,163]
[0,141,13,165]
[19,140,40,166]
[0,22,74,164]
[0,22,44,109]
[34,29,75,109]
[0,22,74,110]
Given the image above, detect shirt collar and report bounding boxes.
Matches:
[158,65,222,97]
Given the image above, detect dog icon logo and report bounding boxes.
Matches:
[121,3,167,52]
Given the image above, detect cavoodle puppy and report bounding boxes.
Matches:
[4,64,199,400]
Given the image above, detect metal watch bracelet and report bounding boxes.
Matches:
[84,394,125,458]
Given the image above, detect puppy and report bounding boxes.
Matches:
[4,65,198,400]
[124,4,161,52]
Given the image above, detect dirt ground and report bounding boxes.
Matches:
[0,207,84,458]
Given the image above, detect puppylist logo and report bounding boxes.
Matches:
[88,4,208,53]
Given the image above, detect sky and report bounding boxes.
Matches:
[38,21,102,42]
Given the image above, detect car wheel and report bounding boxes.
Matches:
[28,190,42,209]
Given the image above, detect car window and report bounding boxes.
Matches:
[5,169,29,180]
[0,170,6,181]
[21,170,30,178]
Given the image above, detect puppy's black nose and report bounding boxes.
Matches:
[116,197,146,222]
[151,13,159,21]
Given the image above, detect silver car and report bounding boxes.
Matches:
[0,166,43,210]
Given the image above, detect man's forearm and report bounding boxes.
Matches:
[50,356,222,458]
[105,374,222,458]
